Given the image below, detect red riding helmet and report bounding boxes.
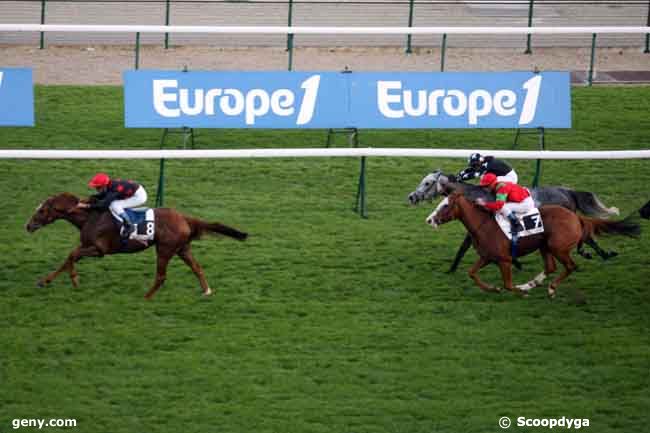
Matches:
[479,173,498,187]
[88,173,111,188]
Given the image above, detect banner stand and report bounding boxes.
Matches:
[512,126,545,188]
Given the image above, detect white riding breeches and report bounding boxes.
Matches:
[496,170,518,184]
[109,186,148,221]
[499,196,535,218]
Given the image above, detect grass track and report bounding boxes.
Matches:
[0,86,649,433]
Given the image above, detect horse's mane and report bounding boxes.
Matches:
[57,192,80,201]
[45,193,93,215]
[441,177,497,201]
[448,190,493,216]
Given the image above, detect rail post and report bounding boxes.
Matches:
[525,0,534,54]
[406,0,415,53]
[354,156,368,219]
[156,158,166,207]
[135,32,141,70]
[643,0,650,54]
[531,127,545,188]
[286,0,295,71]
[164,0,171,49]
[587,33,597,86]
[39,0,46,49]
[286,0,294,51]
[440,33,447,71]
[287,33,294,71]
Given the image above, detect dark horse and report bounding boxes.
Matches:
[431,192,640,297]
[408,170,620,272]
[640,200,650,219]
[25,192,248,299]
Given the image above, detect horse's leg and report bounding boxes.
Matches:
[38,247,80,287]
[468,257,500,293]
[38,245,102,287]
[544,249,557,276]
[144,250,173,299]
[577,243,593,260]
[448,234,522,274]
[497,261,521,295]
[585,237,618,261]
[547,250,577,299]
[177,244,212,296]
[447,234,472,273]
[516,248,555,293]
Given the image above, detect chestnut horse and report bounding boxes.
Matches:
[25,192,247,299]
[431,192,640,297]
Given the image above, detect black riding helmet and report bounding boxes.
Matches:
[468,152,483,167]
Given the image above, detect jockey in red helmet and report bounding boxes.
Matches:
[476,173,535,241]
[79,173,148,239]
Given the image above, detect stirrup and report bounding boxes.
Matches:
[120,223,133,239]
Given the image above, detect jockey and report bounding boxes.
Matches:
[476,173,535,241]
[458,152,518,184]
[77,173,148,239]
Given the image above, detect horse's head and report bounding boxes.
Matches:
[26,193,80,233]
[426,192,463,228]
[408,170,455,205]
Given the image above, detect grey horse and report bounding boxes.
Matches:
[408,170,620,272]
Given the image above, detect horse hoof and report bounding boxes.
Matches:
[37,279,47,288]
[71,276,79,287]
[606,251,618,260]
[203,288,213,297]
[547,290,556,299]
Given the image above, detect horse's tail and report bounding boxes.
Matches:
[187,218,248,241]
[568,190,620,218]
[579,215,641,245]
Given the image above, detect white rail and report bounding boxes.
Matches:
[1,148,649,160]
[1,24,649,35]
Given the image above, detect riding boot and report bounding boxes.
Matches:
[119,212,134,241]
[507,213,519,236]
[507,213,519,258]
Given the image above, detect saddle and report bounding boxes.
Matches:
[116,208,156,242]
[495,208,544,240]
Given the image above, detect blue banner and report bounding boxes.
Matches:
[0,68,34,127]
[124,71,570,129]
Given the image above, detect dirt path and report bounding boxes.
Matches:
[2,45,649,85]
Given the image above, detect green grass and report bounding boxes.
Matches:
[0,86,649,433]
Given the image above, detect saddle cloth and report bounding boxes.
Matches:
[123,208,155,242]
[495,208,544,240]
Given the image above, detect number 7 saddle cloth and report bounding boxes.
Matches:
[494,208,544,241]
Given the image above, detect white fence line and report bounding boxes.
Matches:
[1,24,649,35]
[1,148,650,160]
